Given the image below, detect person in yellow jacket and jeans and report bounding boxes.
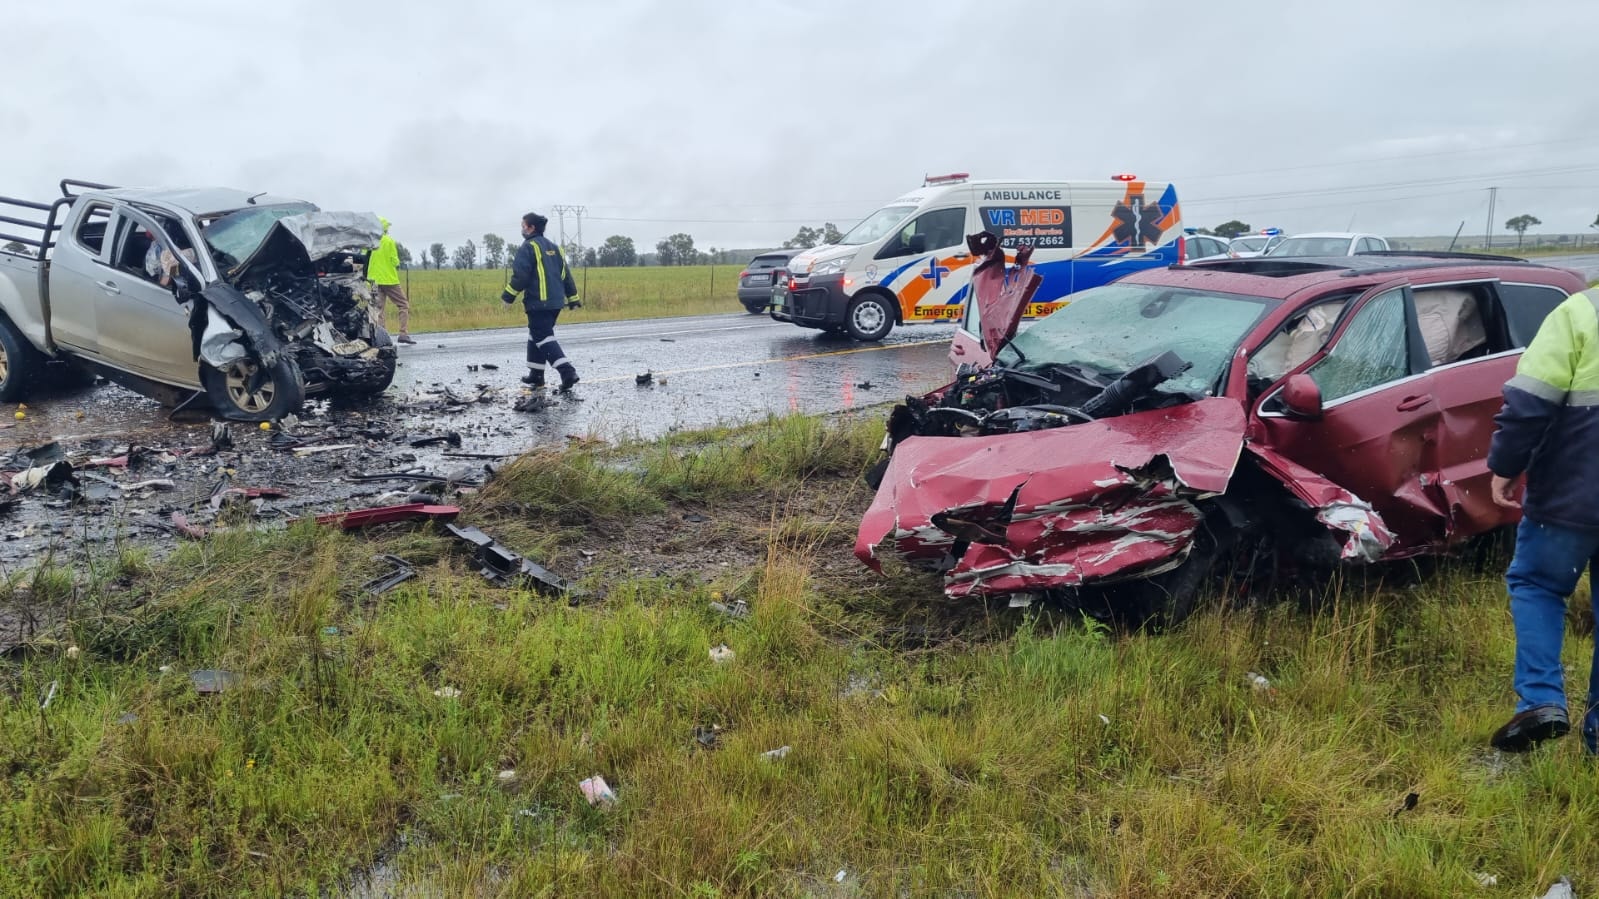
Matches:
[1487,288,1599,753]
[368,217,414,344]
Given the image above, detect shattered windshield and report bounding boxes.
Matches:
[837,205,916,246]
[202,203,317,270]
[997,283,1271,395]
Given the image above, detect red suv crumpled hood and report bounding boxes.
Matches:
[856,397,1247,597]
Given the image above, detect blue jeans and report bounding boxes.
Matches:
[1506,517,1599,748]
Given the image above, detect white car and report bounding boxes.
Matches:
[1267,232,1389,257]
[1181,233,1233,263]
[1226,232,1285,258]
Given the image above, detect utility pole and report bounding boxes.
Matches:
[1484,186,1497,250]
[551,204,575,248]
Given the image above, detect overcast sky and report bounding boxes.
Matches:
[5,0,1598,257]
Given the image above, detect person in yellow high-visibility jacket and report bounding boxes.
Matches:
[368,217,414,345]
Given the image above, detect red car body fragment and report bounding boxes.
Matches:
[1243,443,1393,561]
[856,397,1247,597]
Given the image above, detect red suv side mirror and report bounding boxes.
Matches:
[1281,373,1324,420]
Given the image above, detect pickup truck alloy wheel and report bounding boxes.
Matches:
[846,295,893,341]
[224,361,275,414]
[202,355,306,421]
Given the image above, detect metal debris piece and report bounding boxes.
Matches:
[361,554,417,595]
[1472,873,1498,888]
[39,680,58,709]
[693,724,722,750]
[301,503,461,531]
[191,669,242,695]
[292,444,358,457]
[709,599,749,618]
[1246,672,1273,692]
[760,745,791,760]
[210,422,233,452]
[481,363,499,370]
[855,381,874,390]
[683,512,709,523]
[433,686,461,699]
[635,372,653,386]
[513,393,550,413]
[709,644,735,664]
[408,432,462,448]
[445,523,588,601]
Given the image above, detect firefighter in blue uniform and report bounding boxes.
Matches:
[501,212,580,390]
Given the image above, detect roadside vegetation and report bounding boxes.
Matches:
[2,411,1598,896]
[392,265,751,334]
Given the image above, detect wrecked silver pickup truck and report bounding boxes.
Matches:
[857,231,1587,625]
[0,179,396,420]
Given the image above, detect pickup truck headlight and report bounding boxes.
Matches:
[810,254,855,277]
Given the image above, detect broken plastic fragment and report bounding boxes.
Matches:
[1538,877,1574,899]
[497,769,517,782]
[579,775,617,807]
[191,669,243,695]
[760,745,792,760]
[433,686,461,699]
[709,644,736,664]
[1246,672,1273,692]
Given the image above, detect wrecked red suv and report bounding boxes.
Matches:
[856,238,1587,623]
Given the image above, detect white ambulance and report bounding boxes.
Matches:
[770,173,1183,341]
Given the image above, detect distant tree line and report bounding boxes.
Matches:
[390,226,846,271]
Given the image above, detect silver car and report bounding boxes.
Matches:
[0,181,396,420]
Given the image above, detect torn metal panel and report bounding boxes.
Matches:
[968,233,1038,361]
[303,503,461,531]
[1244,443,1393,562]
[857,397,1246,595]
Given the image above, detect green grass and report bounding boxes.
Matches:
[385,265,753,334]
[4,413,1599,896]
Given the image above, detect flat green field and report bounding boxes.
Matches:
[388,265,754,333]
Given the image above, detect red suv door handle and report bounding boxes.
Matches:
[1396,394,1433,412]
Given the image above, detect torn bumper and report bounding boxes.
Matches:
[856,397,1247,597]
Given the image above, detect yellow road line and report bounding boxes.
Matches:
[585,338,949,384]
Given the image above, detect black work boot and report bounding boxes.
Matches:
[557,365,580,392]
[521,368,546,387]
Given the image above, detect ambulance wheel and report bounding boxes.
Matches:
[845,295,893,342]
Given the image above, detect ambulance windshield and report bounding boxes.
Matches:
[838,205,917,246]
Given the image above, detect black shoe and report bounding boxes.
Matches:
[558,374,580,392]
[1491,705,1570,752]
[521,373,545,387]
[397,333,416,345]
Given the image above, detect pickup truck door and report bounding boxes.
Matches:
[45,200,118,356]
[93,208,204,387]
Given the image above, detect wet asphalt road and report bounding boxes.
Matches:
[0,312,957,456]
[0,313,956,575]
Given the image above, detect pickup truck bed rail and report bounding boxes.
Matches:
[0,180,119,262]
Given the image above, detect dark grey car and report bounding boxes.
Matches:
[736,250,801,313]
